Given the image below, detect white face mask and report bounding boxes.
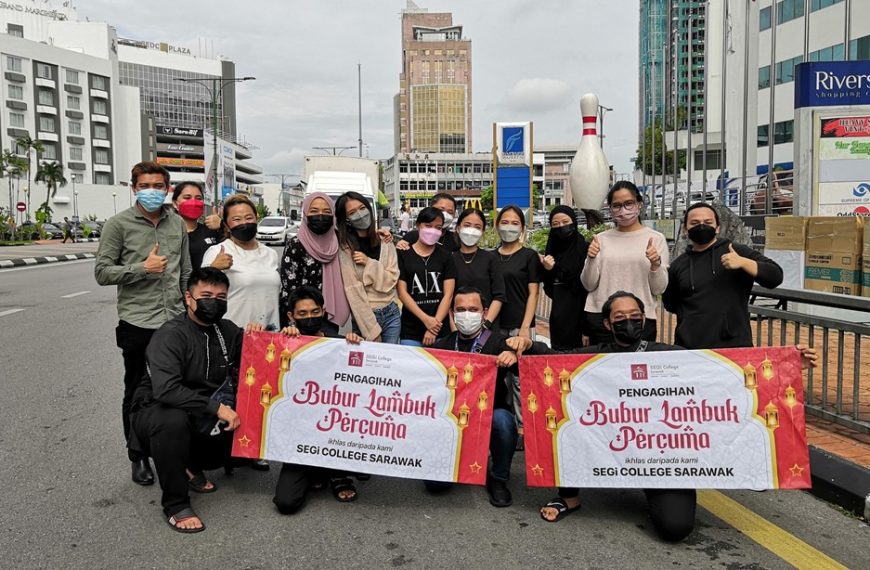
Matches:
[441,211,455,228]
[454,310,484,336]
[458,227,483,247]
[498,226,521,243]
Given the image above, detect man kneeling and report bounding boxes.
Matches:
[129,268,242,533]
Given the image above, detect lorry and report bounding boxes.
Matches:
[303,156,382,225]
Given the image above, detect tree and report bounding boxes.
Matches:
[1,149,27,222]
[36,161,67,219]
[15,135,44,221]
[634,121,686,176]
[480,185,493,211]
[532,183,544,211]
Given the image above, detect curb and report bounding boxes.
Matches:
[808,445,870,520]
[0,252,95,268]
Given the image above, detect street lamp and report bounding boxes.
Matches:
[173,76,256,207]
[598,104,613,149]
[112,191,117,215]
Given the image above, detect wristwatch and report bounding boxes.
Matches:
[482,319,493,331]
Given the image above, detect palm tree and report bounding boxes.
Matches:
[2,149,26,221]
[36,161,67,212]
[15,135,44,221]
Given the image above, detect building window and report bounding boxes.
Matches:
[6,56,21,72]
[9,112,24,128]
[758,66,770,89]
[67,95,80,110]
[36,63,52,80]
[758,125,769,148]
[94,148,109,164]
[71,173,83,183]
[95,172,111,184]
[811,0,844,12]
[38,88,53,106]
[66,69,79,85]
[774,120,794,145]
[8,84,23,100]
[93,124,109,140]
[850,35,870,60]
[41,143,56,160]
[93,99,107,115]
[91,75,107,90]
[7,23,23,38]
[68,120,82,135]
[760,7,771,31]
[38,116,55,133]
[69,146,83,161]
[776,0,805,24]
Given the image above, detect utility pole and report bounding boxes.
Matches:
[313,146,356,156]
[358,63,363,158]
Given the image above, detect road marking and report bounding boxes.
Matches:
[0,308,25,317]
[61,290,91,299]
[698,490,847,570]
[0,258,94,273]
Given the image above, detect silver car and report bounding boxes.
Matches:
[256,216,293,245]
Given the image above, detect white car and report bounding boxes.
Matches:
[257,216,293,245]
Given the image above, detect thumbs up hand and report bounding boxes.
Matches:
[144,243,168,274]
[211,244,234,271]
[204,212,222,231]
[720,243,745,271]
[587,235,601,258]
[645,237,661,270]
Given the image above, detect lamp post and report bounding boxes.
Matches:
[73,189,79,240]
[597,104,613,149]
[173,76,255,207]
[112,191,117,215]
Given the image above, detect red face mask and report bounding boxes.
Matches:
[177,199,205,220]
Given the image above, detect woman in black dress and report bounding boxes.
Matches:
[452,208,505,329]
[540,205,588,350]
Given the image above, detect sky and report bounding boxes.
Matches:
[75,0,640,182]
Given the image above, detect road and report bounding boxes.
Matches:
[1,261,867,569]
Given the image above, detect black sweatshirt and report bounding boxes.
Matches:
[433,330,515,410]
[662,238,783,349]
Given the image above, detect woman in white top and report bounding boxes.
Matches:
[580,181,668,345]
[202,194,281,331]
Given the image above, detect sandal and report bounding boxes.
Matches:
[330,477,359,503]
[167,507,205,534]
[540,497,581,522]
[187,470,217,494]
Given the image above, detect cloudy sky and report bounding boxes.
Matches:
[77,0,639,181]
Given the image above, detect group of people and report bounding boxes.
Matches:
[95,160,815,540]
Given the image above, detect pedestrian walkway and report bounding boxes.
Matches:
[0,241,99,265]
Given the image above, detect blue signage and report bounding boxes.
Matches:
[795,61,870,108]
[502,126,524,153]
[495,166,531,209]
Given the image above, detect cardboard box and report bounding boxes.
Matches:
[765,216,807,251]
[805,250,862,296]
[806,216,864,254]
[765,250,805,290]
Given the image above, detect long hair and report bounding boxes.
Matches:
[335,191,380,250]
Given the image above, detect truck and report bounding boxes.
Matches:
[303,156,382,225]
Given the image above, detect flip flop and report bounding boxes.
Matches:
[330,477,359,503]
[167,507,205,534]
[187,471,217,494]
[540,497,581,523]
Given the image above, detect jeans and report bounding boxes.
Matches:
[501,327,535,429]
[400,339,423,347]
[115,320,156,461]
[373,302,401,344]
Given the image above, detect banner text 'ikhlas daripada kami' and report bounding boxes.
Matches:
[232,332,497,485]
[520,347,811,490]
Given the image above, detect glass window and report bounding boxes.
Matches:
[94,148,109,164]
[38,88,54,106]
[852,35,870,60]
[811,0,844,13]
[38,116,55,133]
[69,146,83,161]
[71,173,83,184]
[42,143,56,160]
[36,63,52,80]
[7,23,23,38]
[93,124,108,139]
[93,99,107,115]
[832,43,845,60]
[760,7,771,31]
[9,112,24,127]
[6,56,21,72]
[68,120,81,135]
[95,172,111,185]
[757,125,769,148]
[8,84,23,100]
[67,95,80,110]
[91,75,107,90]
[758,65,770,89]
[66,69,79,84]
[775,120,794,145]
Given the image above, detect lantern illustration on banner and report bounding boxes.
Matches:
[743,362,757,389]
[545,406,558,432]
[446,363,459,389]
[463,361,474,384]
[559,369,571,393]
[457,402,470,428]
[265,340,276,363]
[785,385,797,408]
[764,401,780,429]
[477,391,488,412]
[260,380,273,407]
[279,347,292,372]
[761,355,774,381]
[527,392,539,414]
[245,365,256,387]
[543,363,554,388]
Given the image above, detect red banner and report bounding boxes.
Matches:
[821,116,870,138]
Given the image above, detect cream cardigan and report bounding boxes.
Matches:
[338,242,400,340]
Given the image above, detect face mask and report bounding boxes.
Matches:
[458,227,483,247]
[687,224,717,245]
[551,225,576,240]
[454,311,484,337]
[348,210,371,230]
[613,207,639,227]
[136,189,167,212]
[418,227,442,246]
[498,226,521,243]
[177,200,205,220]
[441,211,455,227]
[230,222,258,242]
[610,318,645,345]
[306,214,333,235]
[192,297,227,324]
[295,316,323,336]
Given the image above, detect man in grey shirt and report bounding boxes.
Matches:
[95,161,192,485]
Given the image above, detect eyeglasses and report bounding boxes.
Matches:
[610,200,638,212]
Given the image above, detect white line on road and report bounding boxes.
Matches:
[0,258,94,273]
[61,290,91,299]
[0,308,25,317]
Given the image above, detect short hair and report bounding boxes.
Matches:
[288,285,324,314]
[431,193,456,207]
[601,290,645,320]
[496,204,526,229]
[222,195,258,224]
[416,206,445,225]
[453,285,489,308]
[172,181,204,202]
[131,161,170,188]
[607,180,642,205]
[187,267,230,292]
[683,202,720,226]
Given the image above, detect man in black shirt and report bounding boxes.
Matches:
[428,286,520,507]
[396,193,460,252]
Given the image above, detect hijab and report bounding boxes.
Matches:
[544,205,584,279]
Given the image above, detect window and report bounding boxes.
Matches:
[36,63,52,80]
[8,84,23,100]
[776,0,804,24]
[758,125,769,148]
[38,88,53,106]
[7,23,23,38]
[760,7,771,31]
[93,99,107,115]
[68,120,81,135]
[38,116,55,133]
[758,65,770,89]
[93,124,108,140]
[71,173,83,184]
[67,95,80,110]
[94,148,109,164]
[65,69,79,85]
[95,172,111,185]
[41,143,56,160]
[6,56,21,72]
[9,112,24,127]
[69,146,83,161]
[850,35,870,60]
[811,0,844,12]
[91,75,107,90]
[774,120,794,145]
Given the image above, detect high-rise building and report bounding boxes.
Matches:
[395,1,472,155]
[639,0,668,136]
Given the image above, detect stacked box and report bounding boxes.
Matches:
[764,216,807,290]
[863,225,870,298]
[804,217,864,296]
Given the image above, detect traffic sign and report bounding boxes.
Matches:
[16,201,25,212]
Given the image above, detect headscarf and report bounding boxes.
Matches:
[296,192,350,325]
[544,205,584,280]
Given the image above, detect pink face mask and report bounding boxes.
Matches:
[418,227,442,246]
[613,206,639,227]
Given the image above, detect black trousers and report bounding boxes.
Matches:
[584,312,658,346]
[115,320,156,461]
[558,487,697,541]
[273,463,343,515]
[131,404,232,517]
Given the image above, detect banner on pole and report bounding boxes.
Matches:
[519,347,810,490]
[232,333,497,485]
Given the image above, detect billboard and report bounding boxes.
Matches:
[815,116,870,216]
[795,61,870,109]
[157,142,204,154]
[204,132,236,204]
[156,157,205,168]
[496,122,531,166]
[493,122,532,210]
[157,125,203,137]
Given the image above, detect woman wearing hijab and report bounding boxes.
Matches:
[540,206,589,351]
[279,192,351,334]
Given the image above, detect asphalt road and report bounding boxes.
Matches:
[1,261,867,569]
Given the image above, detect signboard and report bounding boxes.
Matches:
[495,122,531,166]
[795,61,870,109]
[232,334,497,485]
[493,121,533,210]
[16,201,25,212]
[157,125,203,138]
[815,115,870,215]
[155,157,205,168]
[157,142,203,154]
[519,347,810,489]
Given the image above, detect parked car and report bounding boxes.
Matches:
[41,223,64,239]
[256,216,293,245]
[81,220,101,238]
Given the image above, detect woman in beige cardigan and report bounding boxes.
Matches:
[335,191,401,343]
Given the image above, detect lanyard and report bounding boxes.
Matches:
[455,329,492,354]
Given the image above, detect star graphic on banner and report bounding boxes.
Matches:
[469,462,483,474]
[789,463,805,477]
[531,464,544,477]
[238,435,252,447]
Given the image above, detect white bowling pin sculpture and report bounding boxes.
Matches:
[569,93,611,210]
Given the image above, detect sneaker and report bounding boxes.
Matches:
[486,477,512,508]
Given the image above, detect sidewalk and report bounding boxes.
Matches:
[0,240,99,267]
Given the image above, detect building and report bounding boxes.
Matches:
[383,152,491,212]
[394,1,472,155]
[538,145,576,209]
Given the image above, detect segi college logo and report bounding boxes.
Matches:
[630,364,649,381]
[348,351,364,367]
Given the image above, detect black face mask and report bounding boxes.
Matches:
[306,214,333,236]
[687,224,717,245]
[295,316,323,336]
[551,225,576,240]
[230,222,258,242]
[192,297,227,324]
[610,318,645,345]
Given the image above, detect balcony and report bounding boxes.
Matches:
[93,164,112,173]
[37,132,59,142]
[36,105,57,115]
[91,114,110,124]
[90,89,109,99]
[92,139,111,148]
[35,77,55,88]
